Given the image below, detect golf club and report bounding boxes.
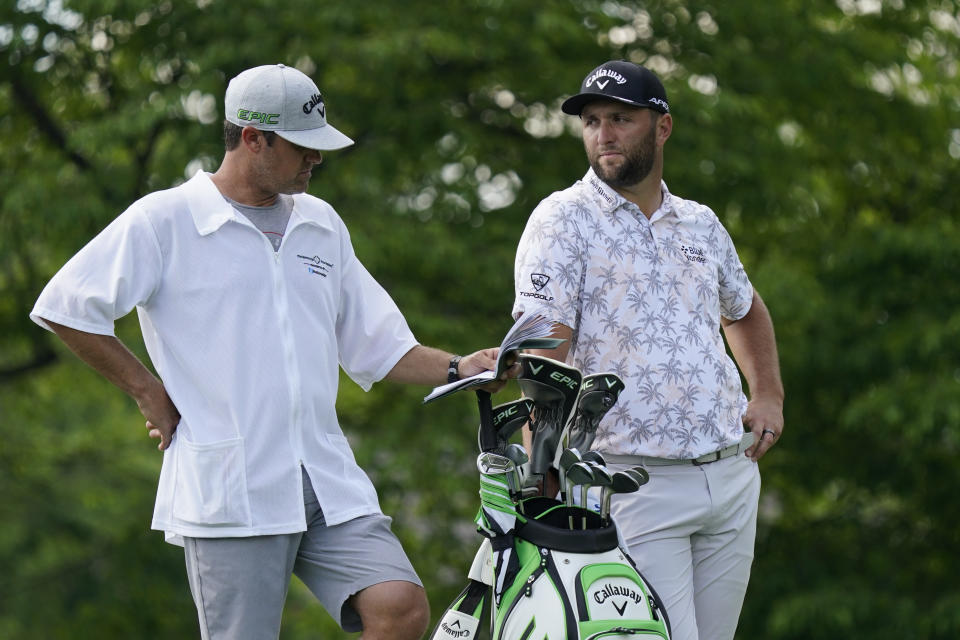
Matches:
[556,447,582,502]
[477,452,518,510]
[502,443,530,513]
[581,450,606,467]
[624,466,650,487]
[564,462,594,530]
[584,464,613,529]
[600,470,643,527]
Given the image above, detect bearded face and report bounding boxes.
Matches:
[581,103,661,189]
[587,120,657,188]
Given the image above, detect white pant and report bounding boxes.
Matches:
[607,454,760,640]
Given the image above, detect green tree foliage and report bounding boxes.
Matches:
[1,0,957,637]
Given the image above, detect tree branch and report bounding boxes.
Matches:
[0,344,58,382]
[133,120,165,199]
[8,68,94,174]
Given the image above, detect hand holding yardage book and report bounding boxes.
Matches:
[423,314,565,403]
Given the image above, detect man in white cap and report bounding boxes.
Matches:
[31,63,506,640]
[513,60,784,640]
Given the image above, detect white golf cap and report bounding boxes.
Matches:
[224,64,354,151]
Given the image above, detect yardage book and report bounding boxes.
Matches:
[423,314,564,403]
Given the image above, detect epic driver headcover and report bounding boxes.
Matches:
[517,355,583,485]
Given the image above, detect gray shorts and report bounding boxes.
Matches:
[183,468,422,639]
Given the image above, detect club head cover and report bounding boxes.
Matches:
[489,398,534,451]
[566,372,625,452]
[577,372,626,416]
[518,354,583,478]
[517,355,583,426]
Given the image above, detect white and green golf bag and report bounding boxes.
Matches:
[430,491,671,640]
[430,367,671,640]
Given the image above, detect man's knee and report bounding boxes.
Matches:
[353,580,429,640]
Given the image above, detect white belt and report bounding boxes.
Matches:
[601,432,756,467]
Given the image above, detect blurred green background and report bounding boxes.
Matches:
[1,0,958,638]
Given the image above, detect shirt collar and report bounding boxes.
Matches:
[184,171,334,235]
[581,168,675,220]
[184,171,238,236]
[650,180,677,222]
[583,168,623,213]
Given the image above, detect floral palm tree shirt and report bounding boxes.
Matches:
[512,169,755,459]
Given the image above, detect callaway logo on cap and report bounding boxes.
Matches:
[224,64,354,151]
[561,60,670,116]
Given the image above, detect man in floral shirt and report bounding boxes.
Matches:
[513,60,784,640]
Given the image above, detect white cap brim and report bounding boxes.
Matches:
[276,124,354,151]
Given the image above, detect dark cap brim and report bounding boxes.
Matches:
[561,92,664,116]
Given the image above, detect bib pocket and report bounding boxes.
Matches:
[172,436,251,526]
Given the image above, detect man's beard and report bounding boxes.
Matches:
[589,125,657,188]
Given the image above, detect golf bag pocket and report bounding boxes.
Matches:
[468,538,494,584]
[570,559,668,639]
[492,543,670,640]
[430,580,487,640]
[495,546,569,640]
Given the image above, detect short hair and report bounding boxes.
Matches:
[223,121,277,151]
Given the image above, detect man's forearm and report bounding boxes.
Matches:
[385,344,507,393]
[384,345,453,386]
[45,319,180,449]
[45,320,161,401]
[721,291,784,401]
[524,320,573,364]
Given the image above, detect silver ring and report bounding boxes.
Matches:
[761,428,777,439]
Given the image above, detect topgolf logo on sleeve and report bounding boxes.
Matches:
[519,272,554,302]
[530,273,550,291]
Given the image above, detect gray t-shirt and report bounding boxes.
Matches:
[226,194,294,251]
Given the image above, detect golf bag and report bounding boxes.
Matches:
[431,498,671,640]
[429,356,671,640]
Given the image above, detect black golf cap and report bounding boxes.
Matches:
[561,60,670,116]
